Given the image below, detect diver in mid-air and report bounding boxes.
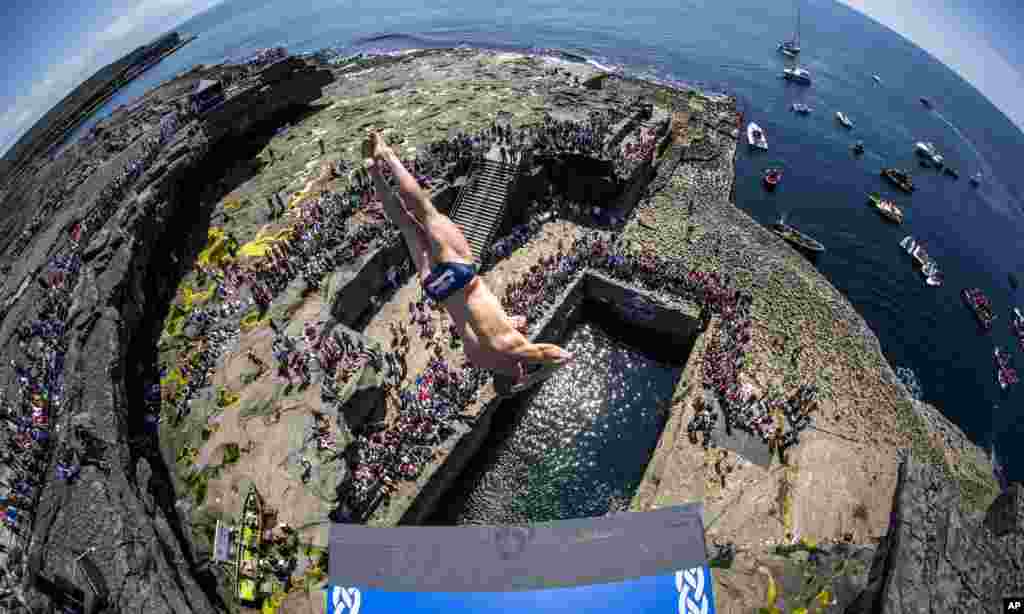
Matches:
[361,131,573,396]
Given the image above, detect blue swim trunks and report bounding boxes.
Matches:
[423,262,477,302]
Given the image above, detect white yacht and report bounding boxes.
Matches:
[779,0,802,56]
[783,65,811,84]
[791,103,812,114]
[747,122,768,150]
[914,141,944,166]
[836,112,853,128]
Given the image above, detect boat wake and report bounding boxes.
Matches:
[931,109,1022,217]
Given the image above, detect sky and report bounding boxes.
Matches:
[1,0,1023,158]
[0,0,224,158]
[838,0,1024,130]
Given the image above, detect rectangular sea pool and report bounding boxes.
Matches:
[427,296,691,525]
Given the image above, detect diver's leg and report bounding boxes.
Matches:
[368,161,431,280]
[369,132,472,264]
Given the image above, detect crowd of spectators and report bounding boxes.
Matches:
[0,106,187,584]
[336,221,783,518]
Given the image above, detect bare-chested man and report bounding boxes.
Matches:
[362,131,572,396]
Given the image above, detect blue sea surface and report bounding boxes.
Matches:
[76,0,1024,481]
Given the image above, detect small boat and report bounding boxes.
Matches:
[1011,307,1024,350]
[962,287,996,330]
[882,168,915,193]
[747,122,768,150]
[783,66,812,84]
[236,486,264,605]
[791,103,812,114]
[914,141,943,166]
[836,112,853,128]
[943,167,959,179]
[852,141,865,155]
[925,271,944,287]
[920,97,933,108]
[867,192,904,223]
[900,236,942,286]
[872,74,882,83]
[771,219,825,253]
[779,0,802,57]
[764,168,783,190]
[970,172,982,186]
[994,347,1018,390]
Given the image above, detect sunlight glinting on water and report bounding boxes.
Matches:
[452,322,681,525]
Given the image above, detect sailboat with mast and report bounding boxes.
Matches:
[779,0,801,57]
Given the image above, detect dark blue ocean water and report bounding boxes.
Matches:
[77,0,1024,481]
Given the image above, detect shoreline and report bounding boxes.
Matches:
[55,34,199,147]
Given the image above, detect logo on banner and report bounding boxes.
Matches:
[329,586,361,614]
[676,567,712,614]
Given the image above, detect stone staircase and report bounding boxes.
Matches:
[450,158,519,261]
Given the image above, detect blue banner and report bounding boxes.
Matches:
[324,566,716,614]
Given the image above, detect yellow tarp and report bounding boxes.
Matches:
[238,226,294,259]
[161,368,187,388]
[224,197,244,211]
[197,227,236,269]
[262,590,286,614]
[160,368,188,398]
[239,578,257,602]
[163,303,189,337]
[288,187,313,210]
[181,282,217,309]
[217,388,240,407]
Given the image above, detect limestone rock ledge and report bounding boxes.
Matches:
[847,455,1022,614]
[713,455,1021,614]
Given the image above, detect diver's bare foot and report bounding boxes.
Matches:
[362,131,393,161]
[508,315,528,333]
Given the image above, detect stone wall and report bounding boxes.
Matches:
[326,184,457,326]
[401,271,703,524]
[327,240,410,326]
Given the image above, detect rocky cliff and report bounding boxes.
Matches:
[712,451,1021,614]
[0,59,331,613]
[849,455,1022,614]
[0,48,1016,613]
